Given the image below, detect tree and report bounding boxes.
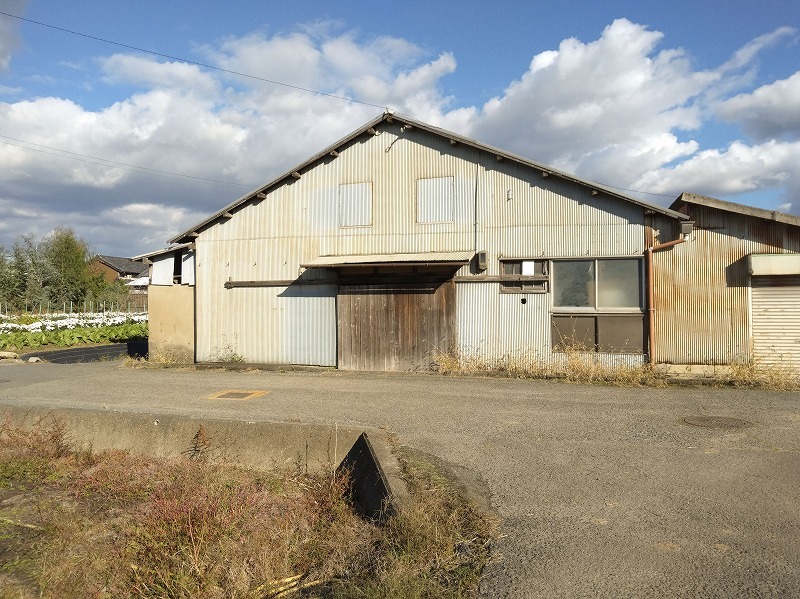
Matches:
[0,236,40,310]
[38,227,95,306]
[0,228,114,311]
[0,246,13,308]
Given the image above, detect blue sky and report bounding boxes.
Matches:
[1,0,799,257]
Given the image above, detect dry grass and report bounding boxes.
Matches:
[435,346,800,390]
[0,418,495,599]
[434,346,667,387]
[722,354,800,391]
[122,349,192,368]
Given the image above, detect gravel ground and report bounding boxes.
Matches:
[0,361,798,598]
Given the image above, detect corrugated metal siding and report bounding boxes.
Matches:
[752,276,800,368]
[652,208,800,365]
[456,282,644,368]
[195,241,336,365]
[194,119,652,368]
[480,160,646,267]
[457,282,552,366]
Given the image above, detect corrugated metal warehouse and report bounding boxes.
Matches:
[139,113,800,372]
[654,193,800,368]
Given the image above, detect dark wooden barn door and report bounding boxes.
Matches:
[337,281,455,371]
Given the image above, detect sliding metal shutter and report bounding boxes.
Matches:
[751,275,800,368]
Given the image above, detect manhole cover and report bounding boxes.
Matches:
[682,416,753,430]
[207,390,268,401]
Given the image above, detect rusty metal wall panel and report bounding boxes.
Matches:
[751,276,800,368]
[652,209,800,365]
[338,281,455,371]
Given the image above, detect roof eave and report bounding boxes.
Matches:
[132,242,194,261]
[169,111,686,244]
[672,192,800,227]
[168,112,390,244]
[393,114,688,221]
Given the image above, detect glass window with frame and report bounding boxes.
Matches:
[500,259,548,293]
[552,258,641,310]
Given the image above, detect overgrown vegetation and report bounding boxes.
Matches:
[0,417,494,598]
[434,346,800,390]
[0,228,134,313]
[434,346,668,387]
[720,355,800,391]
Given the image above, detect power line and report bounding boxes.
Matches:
[0,11,676,199]
[594,183,675,198]
[0,10,387,110]
[0,135,256,187]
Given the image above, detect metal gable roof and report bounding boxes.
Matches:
[169,111,687,244]
[671,192,800,228]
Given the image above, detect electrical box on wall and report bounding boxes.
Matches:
[477,250,488,271]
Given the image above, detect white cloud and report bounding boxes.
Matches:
[718,27,796,73]
[465,19,716,182]
[716,72,800,141]
[100,54,221,97]
[634,139,800,203]
[2,17,800,255]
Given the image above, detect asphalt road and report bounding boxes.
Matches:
[0,361,798,598]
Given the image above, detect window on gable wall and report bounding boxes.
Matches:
[417,176,454,223]
[339,182,372,227]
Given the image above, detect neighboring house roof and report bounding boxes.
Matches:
[126,275,150,287]
[169,111,688,245]
[671,193,800,228]
[132,242,194,262]
[94,255,150,277]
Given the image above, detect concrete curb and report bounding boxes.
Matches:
[0,405,409,513]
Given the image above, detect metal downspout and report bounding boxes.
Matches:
[646,237,687,366]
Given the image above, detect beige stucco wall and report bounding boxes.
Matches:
[148,284,194,362]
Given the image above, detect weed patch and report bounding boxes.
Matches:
[0,419,495,598]
[435,347,667,387]
[722,355,800,390]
